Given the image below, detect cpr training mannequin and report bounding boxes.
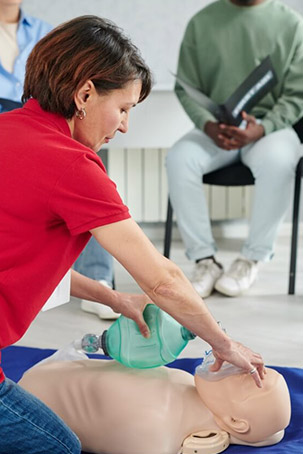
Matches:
[19,358,291,454]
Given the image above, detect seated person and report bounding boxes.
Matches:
[19,358,291,454]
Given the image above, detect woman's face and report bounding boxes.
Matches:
[70,79,142,152]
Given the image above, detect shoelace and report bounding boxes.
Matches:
[227,259,254,279]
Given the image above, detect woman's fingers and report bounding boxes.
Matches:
[115,293,150,338]
[211,341,265,387]
[135,312,150,338]
[208,357,224,372]
[248,364,263,387]
[257,363,266,380]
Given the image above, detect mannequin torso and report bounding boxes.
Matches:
[20,360,221,454]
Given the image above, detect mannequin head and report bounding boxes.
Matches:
[195,367,291,443]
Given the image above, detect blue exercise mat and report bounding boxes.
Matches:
[1,346,303,454]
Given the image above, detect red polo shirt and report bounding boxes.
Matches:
[0,99,130,382]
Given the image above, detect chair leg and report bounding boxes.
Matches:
[164,198,173,258]
[289,172,302,294]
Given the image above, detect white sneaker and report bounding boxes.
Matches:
[80,280,120,320]
[191,259,223,298]
[214,257,258,297]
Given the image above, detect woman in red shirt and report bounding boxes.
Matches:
[0,15,264,453]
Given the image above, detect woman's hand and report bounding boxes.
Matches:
[111,292,151,338]
[210,339,265,387]
[70,269,151,338]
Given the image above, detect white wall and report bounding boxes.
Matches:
[22,0,210,90]
[23,0,303,149]
[22,0,303,91]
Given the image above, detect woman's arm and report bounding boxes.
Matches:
[90,218,264,387]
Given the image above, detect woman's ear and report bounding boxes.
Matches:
[215,415,250,434]
[74,80,95,110]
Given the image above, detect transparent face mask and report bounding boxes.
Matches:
[195,322,245,381]
[195,349,245,381]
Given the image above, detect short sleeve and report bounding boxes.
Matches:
[48,153,130,235]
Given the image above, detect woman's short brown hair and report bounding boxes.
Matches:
[23,15,153,118]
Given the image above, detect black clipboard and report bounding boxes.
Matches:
[174,56,278,126]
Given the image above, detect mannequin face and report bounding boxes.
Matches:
[194,367,291,443]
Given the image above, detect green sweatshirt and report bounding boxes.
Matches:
[175,0,303,134]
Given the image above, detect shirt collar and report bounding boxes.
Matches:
[225,0,272,10]
[19,8,34,27]
[23,99,72,137]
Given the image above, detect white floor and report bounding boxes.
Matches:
[17,232,303,369]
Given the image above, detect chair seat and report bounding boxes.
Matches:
[0,98,22,113]
[203,162,254,186]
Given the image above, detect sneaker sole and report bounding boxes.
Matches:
[81,301,120,320]
[214,282,242,297]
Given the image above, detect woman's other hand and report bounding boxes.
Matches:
[210,340,265,387]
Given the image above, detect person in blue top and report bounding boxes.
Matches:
[0,1,117,317]
[73,235,118,319]
[0,0,52,106]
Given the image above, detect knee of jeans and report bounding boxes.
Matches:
[252,150,299,180]
[43,431,81,454]
[263,155,298,178]
[166,145,200,182]
[55,427,81,454]
[66,433,81,454]
[166,146,183,169]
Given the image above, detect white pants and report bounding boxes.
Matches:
[166,127,301,262]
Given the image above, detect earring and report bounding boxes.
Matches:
[75,107,86,120]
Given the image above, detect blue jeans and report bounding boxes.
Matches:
[166,127,302,262]
[74,236,113,284]
[0,378,81,454]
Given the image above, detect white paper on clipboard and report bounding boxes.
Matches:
[42,269,71,311]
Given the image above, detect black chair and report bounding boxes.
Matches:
[0,97,22,113]
[164,119,303,294]
[288,119,303,294]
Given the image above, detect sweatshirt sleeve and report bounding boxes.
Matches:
[261,22,303,135]
[175,22,216,131]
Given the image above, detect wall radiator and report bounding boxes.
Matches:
[107,148,254,223]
